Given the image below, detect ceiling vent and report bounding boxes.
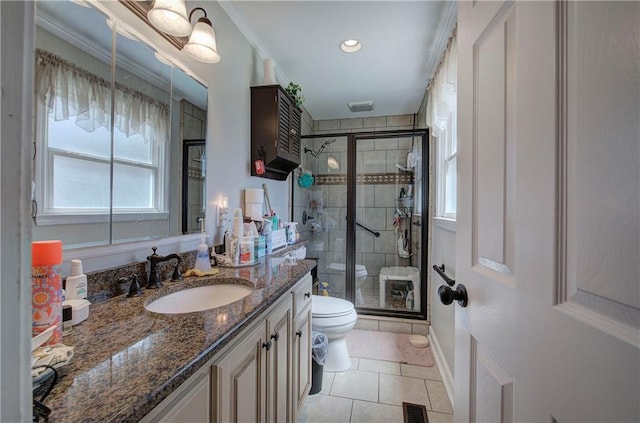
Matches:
[348,101,374,112]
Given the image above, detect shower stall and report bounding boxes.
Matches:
[293,129,428,318]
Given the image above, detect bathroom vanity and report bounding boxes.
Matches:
[45,253,315,422]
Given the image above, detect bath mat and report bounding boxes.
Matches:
[346,329,434,367]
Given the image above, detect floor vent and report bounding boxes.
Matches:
[403,402,429,423]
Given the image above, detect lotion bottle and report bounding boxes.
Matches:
[194,218,212,272]
[66,259,88,300]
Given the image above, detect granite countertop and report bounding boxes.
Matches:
[46,250,316,422]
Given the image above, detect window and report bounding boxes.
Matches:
[439,108,457,219]
[427,34,457,221]
[34,49,168,223]
[44,118,161,212]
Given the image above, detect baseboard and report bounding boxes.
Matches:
[427,328,454,410]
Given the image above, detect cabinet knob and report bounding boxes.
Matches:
[295,330,302,338]
[262,341,272,351]
[290,128,297,136]
[304,292,311,299]
[270,332,280,342]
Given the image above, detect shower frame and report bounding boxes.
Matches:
[297,128,429,320]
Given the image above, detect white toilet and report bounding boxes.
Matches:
[327,262,368,305]
[311,295,358,372]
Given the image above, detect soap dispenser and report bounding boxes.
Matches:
[194,218,212,272]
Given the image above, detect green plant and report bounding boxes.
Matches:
[285,82,305,107]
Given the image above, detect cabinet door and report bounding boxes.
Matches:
[266,297,292,423]
[275,90,301,165]
[142,370,210,423]
[276,90,292,161]
[213,321,267,423]
[288,105,301,164]
[292,304,312,418]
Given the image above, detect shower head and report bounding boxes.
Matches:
[305,139,337,157]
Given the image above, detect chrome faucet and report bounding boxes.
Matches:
[146,247,183,289]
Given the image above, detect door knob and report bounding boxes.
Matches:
[438,284,468,307]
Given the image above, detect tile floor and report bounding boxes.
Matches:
[297,344,453,423]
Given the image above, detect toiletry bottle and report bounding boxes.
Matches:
[240,236,254,264]
[194,219,212,272]
[65,259,88,300]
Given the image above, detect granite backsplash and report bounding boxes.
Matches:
[77,249,199,304]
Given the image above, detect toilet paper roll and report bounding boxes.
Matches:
[245,188,264,204]
[246,203,263,221]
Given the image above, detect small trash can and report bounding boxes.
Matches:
[309,331,328,395]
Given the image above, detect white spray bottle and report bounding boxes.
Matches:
[194,217,212,272]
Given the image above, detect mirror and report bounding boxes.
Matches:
[33,0,208,250]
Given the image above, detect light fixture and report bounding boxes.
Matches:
[183,8,220,64]
[340,39,362,53]
[147,0,192,37]
[147,2,221,64]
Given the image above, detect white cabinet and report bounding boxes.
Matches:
[140,367,210,423]
[213,320,267,423]
[213,273,312,423]
[291,274,313,417]
[266,296,292,423]
[145,272,313,423]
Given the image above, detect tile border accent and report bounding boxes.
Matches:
[315,173,414,186]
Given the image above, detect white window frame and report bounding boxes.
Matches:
[436,108,457,221]
[34,104,168,226]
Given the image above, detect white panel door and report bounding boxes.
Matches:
[455,1,640,422]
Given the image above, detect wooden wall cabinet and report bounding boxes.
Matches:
[251,85,302,180]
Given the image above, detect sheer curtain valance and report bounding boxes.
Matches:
[426,32,457,138]
[35,48,169,145]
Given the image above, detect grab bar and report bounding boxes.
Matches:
[356,221,380,237]
[433,264,455,286]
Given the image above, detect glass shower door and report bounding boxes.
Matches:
[294,136,349,300]
[353,132,423,313]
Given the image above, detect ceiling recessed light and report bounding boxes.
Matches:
[340,39,362,53]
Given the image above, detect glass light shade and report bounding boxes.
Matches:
[183,19,220,63]
[147,0,192,37]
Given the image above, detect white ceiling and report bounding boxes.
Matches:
[220,1,457,121]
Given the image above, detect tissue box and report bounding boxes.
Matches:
[254,236,266,259]
[272,229,287,251]
[62,299,90,326]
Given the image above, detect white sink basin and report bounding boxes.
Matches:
[145,284,252,314]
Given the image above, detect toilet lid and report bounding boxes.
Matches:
[328,263,368,278]
[312,295,355,317]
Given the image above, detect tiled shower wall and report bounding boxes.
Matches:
[293,114,424,302]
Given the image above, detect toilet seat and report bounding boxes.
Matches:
[328,263,368,278]
[312,295,355,317]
